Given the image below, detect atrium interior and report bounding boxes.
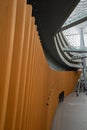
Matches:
[0,0,87,130]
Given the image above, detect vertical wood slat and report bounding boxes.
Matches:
[28,27,49,130]
[0,0,17,130]
[15,5,32,130]
[34,37,45,130]
[28,27,40,130]
[4,0,26,130]
[22,21,37,130]
[19,17,35,130]
[37,40,49,130]
[24,26,38,130]
[36,36,49,130]
[14,5,32,130]
[25,18,36,130]
[28,28,48,130]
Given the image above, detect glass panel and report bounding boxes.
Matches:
[63,21,87,47]
[63,0,87,27]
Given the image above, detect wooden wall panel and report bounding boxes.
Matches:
[0,0,17,130]
[24,18,35,130]
[14,5,32,130]
[29,34,48,130]
[0,2,81,130]
[21,19,36,130]
[36,39,50,130]
[46,70,81,130]
[4,0,26,130]
[28,25,39,130]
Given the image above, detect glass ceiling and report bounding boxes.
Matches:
[62,0,87,47]
[63,21,87,47]
[63,0,87,27]
[61,0,87,70]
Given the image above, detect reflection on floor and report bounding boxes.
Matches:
[51,92,87,130]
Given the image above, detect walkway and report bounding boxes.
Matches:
[51,92,87,130]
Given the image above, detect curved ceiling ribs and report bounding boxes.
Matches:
[27,0,80,70]
[54,32,83,69]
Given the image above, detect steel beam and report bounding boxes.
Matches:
[59,16,87,32]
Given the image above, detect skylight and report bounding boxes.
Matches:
[62,0,87,47]
[63,0,87,27]
[63,21,87,47]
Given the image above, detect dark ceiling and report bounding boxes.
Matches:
[27,0,80,70]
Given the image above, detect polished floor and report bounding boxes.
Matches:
[51,92,87,130]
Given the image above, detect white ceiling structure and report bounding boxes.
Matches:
[62,0,87,47]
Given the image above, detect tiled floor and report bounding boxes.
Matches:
[51,92,87,130]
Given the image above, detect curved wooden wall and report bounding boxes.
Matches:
[0,1,81,130]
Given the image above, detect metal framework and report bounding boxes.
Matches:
[63,47,87,53]
[60,16,87,32]
[63,0,87,27]
[71,54,87,60]
[61,0,87,95]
